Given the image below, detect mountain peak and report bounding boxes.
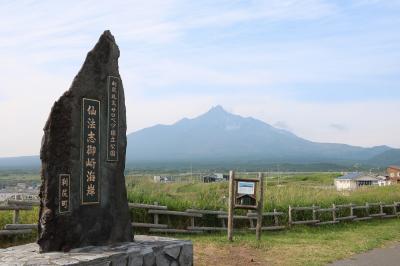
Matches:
[198,105,237,122]
[207,105,228,114]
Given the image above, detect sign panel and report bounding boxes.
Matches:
[59,174,70,213]
[237,181,255,195]
[107,76,119,161]
[81,98,100,205]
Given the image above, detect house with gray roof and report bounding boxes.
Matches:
[334,172,383,191]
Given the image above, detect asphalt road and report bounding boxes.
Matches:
[328,242,400,266]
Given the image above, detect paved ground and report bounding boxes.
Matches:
[329,242,400,266]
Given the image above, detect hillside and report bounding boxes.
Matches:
[0,106,395,170]
[0,156,40,170]
[367,149,400,166]
[126,106,390,165]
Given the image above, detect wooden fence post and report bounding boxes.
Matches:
[248,210,255,228]
[153,202,159,225]
[332,204,336,222]
[312,204,316,221]
[288,205,292,227]
[350,203,354,217]
[273,209,279,226]
[220,208,226,228]
[190,217,195,228]
[256,172,264,241]
[228,170,235,242]
[13,209,20,224]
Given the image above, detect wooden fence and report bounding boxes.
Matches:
[288,202,400,226]
[0,200,399,236]
[0,199,39,236]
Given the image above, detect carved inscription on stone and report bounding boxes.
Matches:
[81,98,100,204]
[59,174,70,213]
[107,76,119,161]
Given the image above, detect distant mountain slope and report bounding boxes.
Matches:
[127,106,391,164]
[0,155,40,169]
[367,149,400,167]
[0,106,394,169]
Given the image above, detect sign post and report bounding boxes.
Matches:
[256,172,264,241]
[227,171,265,242]
[228,170,235,242]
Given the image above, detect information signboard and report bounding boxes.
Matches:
[237,181,255,195]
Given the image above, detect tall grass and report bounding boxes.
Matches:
[0,208,38,229]
[127,178,228,210]
[265,185,400,210]
[1,173,399,246]
[126,174,400,226]
[0,208,38,248]
[126,174,400,212]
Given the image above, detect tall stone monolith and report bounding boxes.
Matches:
[38,30,133,252]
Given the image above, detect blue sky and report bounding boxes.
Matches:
[0,0,399,156]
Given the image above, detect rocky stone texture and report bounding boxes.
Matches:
[38,30,132,252]
[0,235,193,266]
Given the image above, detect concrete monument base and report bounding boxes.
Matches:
[0,235,193,266]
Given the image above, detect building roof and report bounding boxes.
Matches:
[355,176,378,182]
[336,172,379,182]
[214,173,224,179]
[336,172,364,180]
[376,175,389,180]
[203,173,224,179]
[236,194,256,199]
[388,165,400,170]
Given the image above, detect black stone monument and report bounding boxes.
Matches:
[38,30,133,252]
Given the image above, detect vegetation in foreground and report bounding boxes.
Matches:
[3,172,398,228]
[188,219,400,266]
[1,171,400,266]
[126,173,400,212]
[125,172,400,230]
[2,216,400,265]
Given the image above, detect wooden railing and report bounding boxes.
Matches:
[288,202,400,226]
[1,200,399,237]
[0,200,39,236]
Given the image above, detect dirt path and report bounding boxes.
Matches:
[194,243,270,266]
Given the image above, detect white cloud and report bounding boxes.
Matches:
[274,121,292,130]
[177,0,335,29]
[0,60,69,157]
[123,91,400,149]
[330,123,348,131]
[0,0,399,157]
[228,95,400,148]
[1,55,399,157]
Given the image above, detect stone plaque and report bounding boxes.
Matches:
[38,31,132,252]
[107,76,119,161]
[81,98,100,204]
[59,174,70,213]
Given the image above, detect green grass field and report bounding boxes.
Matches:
[126,173,400,211]
[188,219,400,266]
[1,171,400,265]
[2,172,400,228]
[125,173,400,228]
